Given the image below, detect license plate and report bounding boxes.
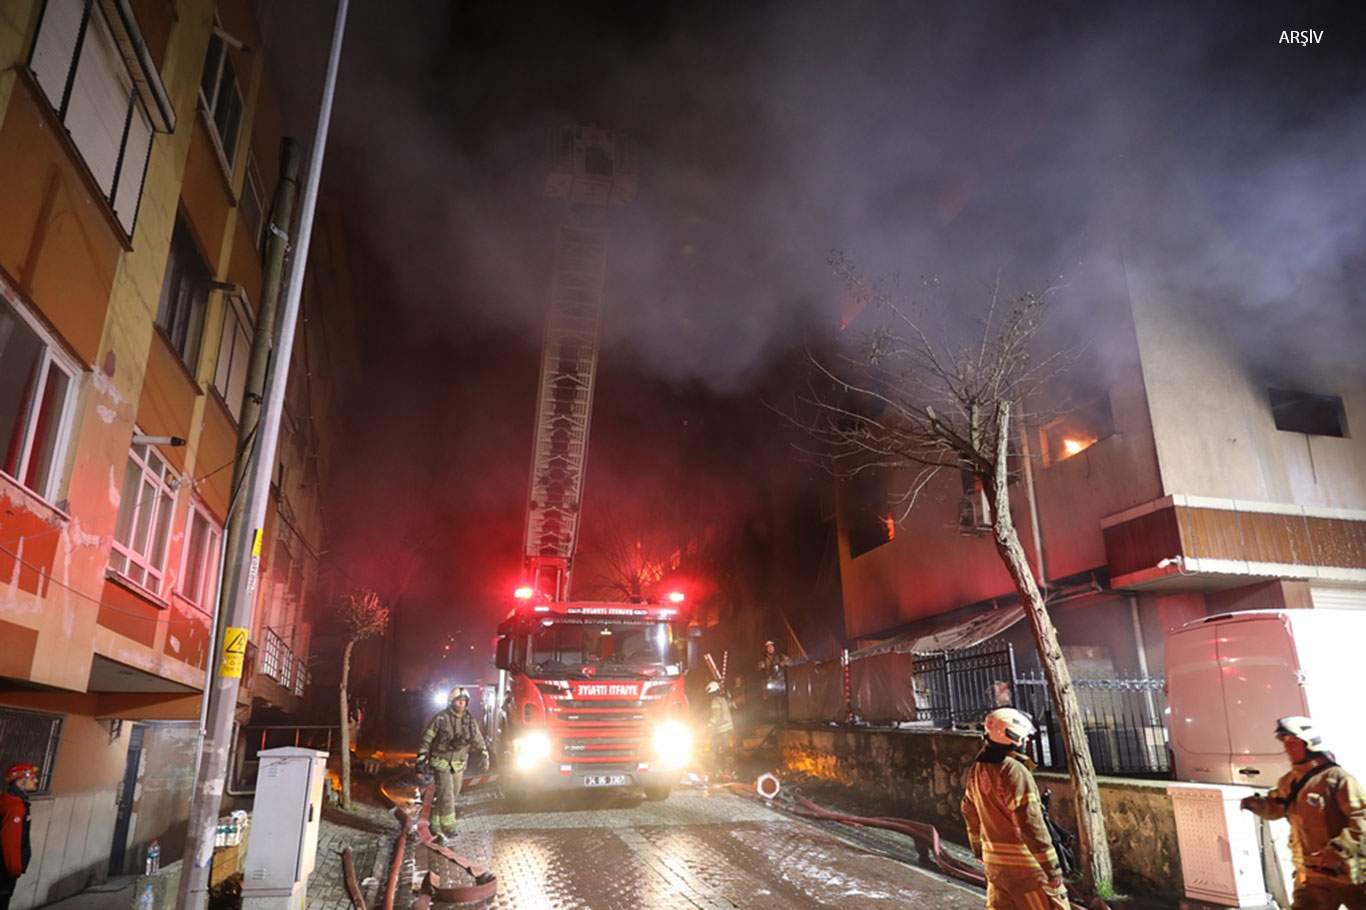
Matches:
[582,774,627,787]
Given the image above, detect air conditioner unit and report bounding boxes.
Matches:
[957,489,992,535]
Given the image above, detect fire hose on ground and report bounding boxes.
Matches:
[375,768,498,905]
[732,775,1111,910]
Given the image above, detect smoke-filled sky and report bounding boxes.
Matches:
[260,0,1366,686]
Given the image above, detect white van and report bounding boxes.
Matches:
[1165,608,1366,786]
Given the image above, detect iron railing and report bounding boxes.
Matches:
[911,642,1169,776]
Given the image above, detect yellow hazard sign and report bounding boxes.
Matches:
[221,627,248,678]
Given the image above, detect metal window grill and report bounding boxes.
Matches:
[278,646,293,689]
[0,707,63,793]
[292,660,307,696]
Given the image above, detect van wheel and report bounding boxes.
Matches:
[644,785,671,802]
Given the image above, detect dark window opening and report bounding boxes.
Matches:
[1040,394,1115,468]
[0,707,63,793]
[1269,389,1346,437]
[846,469,895,558]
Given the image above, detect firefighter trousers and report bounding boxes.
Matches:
[984,868,1069,910]
[432,763,465,837]
[1292,877,1366,910]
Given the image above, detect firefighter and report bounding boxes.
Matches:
[2,763,37,910]
[1240,716,1366,910]
[705,681,735,781]
[758,640,791,722]
[416,687,487,843]
[961,708,1069,910]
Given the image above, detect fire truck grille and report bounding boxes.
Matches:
[558,712,644,723]
[556,699,641,710]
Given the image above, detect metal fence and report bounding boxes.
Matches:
[911,642,1170,776]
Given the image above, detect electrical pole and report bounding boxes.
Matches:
[177,2,349,907]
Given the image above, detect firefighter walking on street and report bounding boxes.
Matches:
[417,687,487,843]
[1241,716,1366,910]
[705,681,735,782]
[961,708,1069,910]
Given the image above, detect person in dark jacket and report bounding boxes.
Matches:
[1,763,38,910]
[961,708,1068,909]
[1241,716,1366,910]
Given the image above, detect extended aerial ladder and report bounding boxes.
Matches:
[522,126,637,600]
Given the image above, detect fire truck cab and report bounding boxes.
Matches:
[492,597,692,801]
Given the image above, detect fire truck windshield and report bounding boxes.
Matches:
[530,621,677,678]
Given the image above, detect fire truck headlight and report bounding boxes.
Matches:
[653,721,692,769]
[513,732,551,771]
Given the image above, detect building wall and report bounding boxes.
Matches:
[1126,262,1366,510]
[0,0,350,901]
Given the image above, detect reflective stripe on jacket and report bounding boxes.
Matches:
[961,743,1061,880]
[709,695,734,734]
[1243,755,1366,884]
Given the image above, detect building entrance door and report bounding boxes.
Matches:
[109,724,146,875]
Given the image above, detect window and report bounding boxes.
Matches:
[0,708,63,793]
[199,27,244,170]
[1269,388,1347,438]
[292,660,308,696]
[0,297,78,502]
[1040,394,1116,468]
[109,438,177,595]
[156,215,211,370]
[29,0,156,233]
[212,294,252,420]
[278,645,293,689]
[261,628,282,679]
[845,468,895,558]
[239,153,266,250]
[179,501,221,611]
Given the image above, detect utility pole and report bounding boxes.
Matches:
[177,2,349,907]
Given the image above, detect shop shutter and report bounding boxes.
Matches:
[1310,586,1366,610]
[29,0,84,109]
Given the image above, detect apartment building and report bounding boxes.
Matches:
[0,3,353,906]
[835,242,1366,679]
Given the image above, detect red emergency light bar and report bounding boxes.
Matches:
[667,591,685,603]
[508,600,682,621]
[514,586,535,599]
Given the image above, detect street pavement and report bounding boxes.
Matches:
[412,781,990,909]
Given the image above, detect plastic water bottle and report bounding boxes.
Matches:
[137,884,154,910]
[145,840,160,874]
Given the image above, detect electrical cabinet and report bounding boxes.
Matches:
[1168,783,1267,907]
[242,747,328,909]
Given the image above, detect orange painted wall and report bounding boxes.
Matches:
[136,332,202,473]
[227,210,263,305]
[196,397,237,522]
[0,77,121,365]
[180,118,234,274]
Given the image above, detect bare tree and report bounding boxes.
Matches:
[337,588,389,810]
[576,514,674,602]
[796,257,1113,893]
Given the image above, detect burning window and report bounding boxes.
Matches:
[1040,394,1115,468]
[845,468,894,558]
[1269,388,1346,437]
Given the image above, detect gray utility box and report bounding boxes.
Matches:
[242,747,328,910]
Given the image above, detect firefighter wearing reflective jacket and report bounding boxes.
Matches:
[961,708,1068,910]
[705,681,735,778]
[1240,716,1366,910]
[417,688,487,843]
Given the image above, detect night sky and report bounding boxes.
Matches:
[256,0,1366,696]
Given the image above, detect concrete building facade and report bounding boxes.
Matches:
[0,3,353,906]
[836,250,1366,679]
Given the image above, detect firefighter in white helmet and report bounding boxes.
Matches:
[704,681,735,781]
[1241,716,1366,909]
[961,707,1068,909]
[416,687,486,843]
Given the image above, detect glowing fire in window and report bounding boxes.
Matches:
[1063,438,1086,456]
[882,515,896,541]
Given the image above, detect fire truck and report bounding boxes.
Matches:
[489,126,694,801]
[492,595,693,800]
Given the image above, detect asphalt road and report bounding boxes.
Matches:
[415,781,987,909]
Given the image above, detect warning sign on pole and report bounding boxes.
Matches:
[246,528,263,596]
[221,627,248,678]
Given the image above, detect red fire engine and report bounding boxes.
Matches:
[488,127,693,800]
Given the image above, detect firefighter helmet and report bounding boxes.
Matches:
[448,686,470,705]
[984,707,1036,747]
[1275,716,1325,751]
[705,681,721,694]
[4,763,37,784]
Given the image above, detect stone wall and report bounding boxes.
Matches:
[777,726,1183,899]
